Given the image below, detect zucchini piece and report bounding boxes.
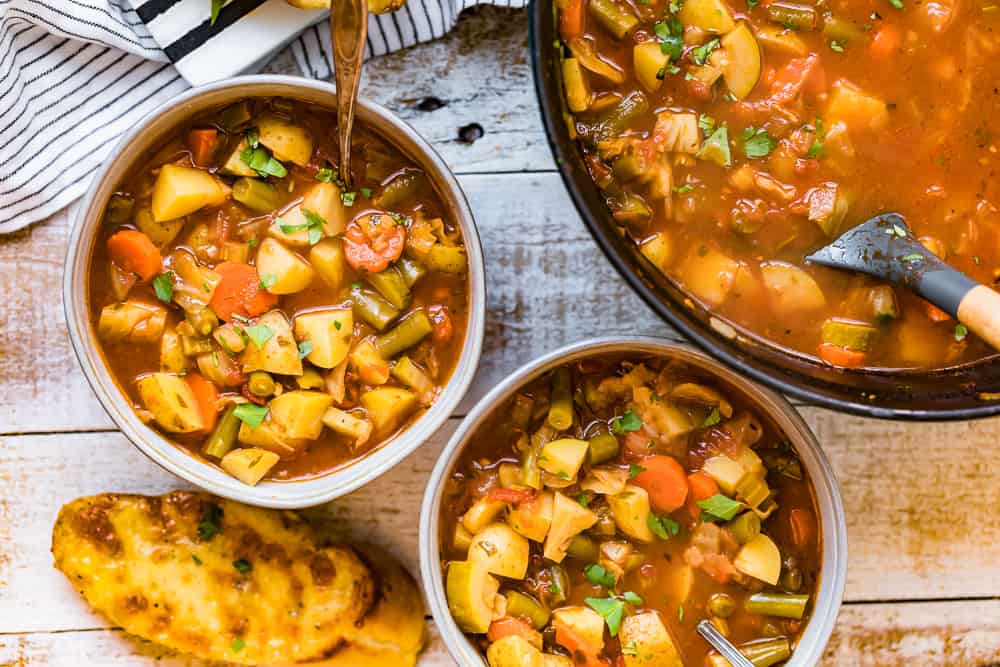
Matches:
[822,319,878,351]
[504,591,551,629]
[869,286,899,322]
[734,534,782,585]
[446,560,500,634]
[760,261,827,313]
[562,58,591,113]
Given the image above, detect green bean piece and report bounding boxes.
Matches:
[202,405,240,459]
[869,285,899,322]
[375,169,427,209]
[248,371,275,397]
[823,15,865,42]
[186,307,219,337]
[218,101,252,130]
[232,178,281,213]
[544,565,570,606]
[547,367,574,431]
[510,394,534,432]
[503,591,550,629]
[613,153,647,182]
[726,511,762,544]
[351,284,401,332]
[425,244,468,274]
[367,266,412,310]
[395,256,427,287]
[745,593,810,620]
[374,310,433,358]
[765,1,818,29]
[708,593,737,619]
[587,0,639,38]
[579,90,649,144]
[364,145,396,182]
[104,193,135,225]
[588,433,620,464]
[566,534,599,562]
[613,192,653,227]
[781,567,803,592]
[739,637,792,667]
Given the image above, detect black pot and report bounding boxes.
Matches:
[528,0,1000,420]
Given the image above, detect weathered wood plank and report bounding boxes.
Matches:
[0,172,684,435]
[264,7,551,175]
[2,420,1000,635]
[2,600,999,666]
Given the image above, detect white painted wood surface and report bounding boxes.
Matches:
[2,7,999,666]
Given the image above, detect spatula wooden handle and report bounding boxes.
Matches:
[957,285,1000,352]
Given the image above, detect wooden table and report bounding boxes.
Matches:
[2,8,999,665]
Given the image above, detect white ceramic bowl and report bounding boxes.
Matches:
[65,75,486,508]
[420,337,847,666]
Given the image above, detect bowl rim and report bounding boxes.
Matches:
[63,74,486,509]
[419,336,848,667]
[526,2,1000,421]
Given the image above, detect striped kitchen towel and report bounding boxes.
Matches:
[0,0,526,234]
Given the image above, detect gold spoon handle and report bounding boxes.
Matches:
[330,0,368,188]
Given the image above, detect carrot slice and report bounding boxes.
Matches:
[923,301,952,323]
[185,372,219,433]
[209,262,279,322]
[187,128,219,167]
[558,0,586,41]
[107,230,162,282]
[343,223,406,274]
[553,619,603,667]
[869,24,901,60]
[817,343,867,368]
[487,617,539,644]
[686,471,720,519]
[486,488,537,505]
[789,507,816,550]
[631,455,689,513]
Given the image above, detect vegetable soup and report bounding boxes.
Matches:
[89,97,469,486]
[439,355,821,666]
[556,0,999,369]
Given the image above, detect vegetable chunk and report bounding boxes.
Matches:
[151,165,229,222]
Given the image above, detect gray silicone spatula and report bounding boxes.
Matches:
[806,212,1000,351]
[697,620,755,667]
[330,0,368,188]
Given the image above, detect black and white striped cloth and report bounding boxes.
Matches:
[0,0,526,233]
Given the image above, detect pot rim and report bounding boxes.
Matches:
[64,74,486,508]
[419,336,848,667]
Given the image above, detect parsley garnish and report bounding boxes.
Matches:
[233,559,252,574]
[360,187,373,198]
[702,407,721,427]
[830,40,845,53]
[698,114,716,137]
[699,126,732,167]
[648,513,681,540]
[243,324,274,348]
[674,183,695,194]
[611,410,642,434]
[234,403,269,429]
[902,253,924,263]
[585,597,625,636]
[654,18,685,62]
[197,503,223,541]
[629,463,646,478]
[698,494,743,522]
[279,210,325,245]
[240,143,287,178]
[231,638,245,653]
[889,0,903,8]
[955,323,969,342]
[742,126,777,159]
[584,563,616,588]
[806,117,825,158]
[692,38,721,66]
[341,191,357,207]
[258,273,276,290]
[316,167,336,182]
[152,272,174,303]
[192,554,203,566]
[578,493,590,508]
[298,340,313,359]
[622,591,644,605]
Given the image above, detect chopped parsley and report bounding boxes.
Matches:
[585,597,625,636]
[806,117,825,158]
[279,209,325,245]
[674,183,695,194]
[902,253,924,263]
[584,563,616,588]
[234,403,269,429]
[698,494,743,522]
[341,191,357,207]
[889,0,903,8]
[239,142,287,178]
[298,340,313,359]
[629,463,646,478]
[360,187,373,198]
[197,503,223,541]
[648,513,681,540]
[258,273,277,290]
[611,410,642,434]
[830,40,845,53]
[698,114,716,137]
[192,554,203,566]
[242,324,274,348]
[702,407,722,427]
[315,167,336,182]
[742,126,777,159]
[622,591,644,605]
[233,559,252,575]
[622,641,638,657]
[152,272,174,303]
[231,638,245,653]
[654,17,685,62]
[578,493,590,508]
[955,323,969,342]
[692,38,721,66]
[698,126,732,167]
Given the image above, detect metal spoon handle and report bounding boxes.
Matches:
[330,0,368,188]
[697,620,755,667]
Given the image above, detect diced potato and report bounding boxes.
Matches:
[719,23,761,100]
[255,238,315,295]
[702,454,746,495]
[447,560,500,634]
[454,523,475,552]
[322,406,373,450]
[826,80,890,133]
[310,238,347,291]
[136,373,204,433]
[562,58,592,113]
[220,138,258,177]
[360,386,418,435]
[551,607,605,654]
[272,182,348,245]
[220,447,280,485]
[391,356,437,406]
[98,301,167,343]
[678,247,741,307]
[237,420,307,458]
[678,0,735,33]
[734,534,782,585]
[543,493,598,562]
[268,390,333,440]
[159,328,188,373]
[760,261,827,313]
[509,491,553,542]
[134,207,184,247]
[151,164,229,222]
[640,233,672,269]
[607,485,656,543]
[463,497,508,534]
[213,323,246,354]
[755,25,808,56]
[486,635,544,667]
[350,339,391,385]
[619,612,683,667]
[469,523,531,579]
[240,310,303,376]
[196,348,243,387]
[256,114,314,166]
[633,43,669,93]
[294,309,352,369]
[538,438,589,482]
